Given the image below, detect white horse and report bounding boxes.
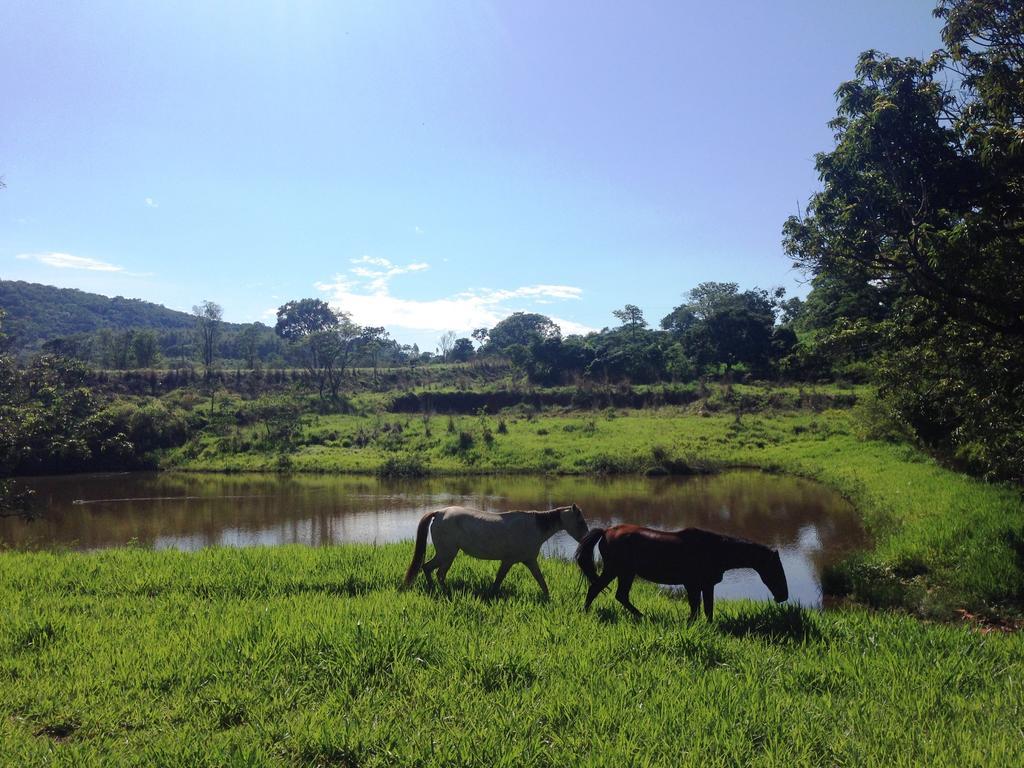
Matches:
[403,504,589,598]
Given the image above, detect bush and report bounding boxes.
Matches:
[377,455,429,478]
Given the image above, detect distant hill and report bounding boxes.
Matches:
[0,280,421,370]
[0,280,199,351]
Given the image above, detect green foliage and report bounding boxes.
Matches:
[274,299,362,400]
[0,355,196,474]
[483,312,561,354]
[376,455,428,478]
[784,0,1024,480]
[1,279,290,369]
[450,337,475,362]
[131,329,160,368]
[661,282,784,376]
[192,300,223,371]
[611,303,647,340]
[485,287,796,387]
[874,302,1024,479]
[273,298,339,341]
[0,279,196,352]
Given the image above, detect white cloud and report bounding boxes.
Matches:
[463,284,584,303]
[414,225,424,235]
[314,256,595,336]
[144,197,158,208]
[16,252,124,272]
[344,255,429,294]
[351,255,392,268]
[549,316,595,337]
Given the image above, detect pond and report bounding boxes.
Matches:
[1,471,866,607]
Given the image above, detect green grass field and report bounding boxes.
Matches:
[2,545,1021,767]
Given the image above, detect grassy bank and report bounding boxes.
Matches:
[1,545,1021,767]
[165,402,1024,619]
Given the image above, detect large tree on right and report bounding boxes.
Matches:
[783,0,1024,480]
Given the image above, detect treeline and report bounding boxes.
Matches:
[21,292,439,372]
[466,283,802,386]
[0,280,804,383]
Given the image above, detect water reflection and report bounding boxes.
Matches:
[2,471,866,607]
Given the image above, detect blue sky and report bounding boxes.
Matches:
[2,1,941,349]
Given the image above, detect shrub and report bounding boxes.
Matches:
[377,455,429,478]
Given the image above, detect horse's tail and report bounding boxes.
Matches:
[574,528,606,584]
[403,511,439,588]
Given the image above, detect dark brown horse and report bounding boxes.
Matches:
[575,525,788,620]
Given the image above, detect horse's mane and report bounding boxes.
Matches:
[532,506,572,534]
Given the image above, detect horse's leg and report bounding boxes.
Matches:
[487,560,514,598]
[615,572,642,618]
[702,585,715,621]
[435,550,458,596]
[685,584,701,623]
[584,570,616,611]
[421,555,438,586]
[524,559,550,600]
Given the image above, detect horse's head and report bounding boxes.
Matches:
[560,503,589,543]
[760,549,789,603]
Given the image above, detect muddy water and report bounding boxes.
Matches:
[2,471,866,607]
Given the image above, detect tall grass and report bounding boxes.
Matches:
[1,545,1021,766]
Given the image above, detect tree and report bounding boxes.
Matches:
[786,267,898,380]
[274,299,339,341]
[662,283,779,375]
[450,337,475,362]
[484,313,560,354]
[109,330,134,370]
[132,330,159,368]
[437,331,457,362]
[584,328,669,384]
[783,0,1024,479]
[612,304,648,341]
[238,324,262,369]
[471,328,489,348]
[360,326,389,376]
[401,343,420,368]
[782,50,1022,337]
[274,299,362,400]
[192,300,222,373]
[321,314,362,399]
[275,299,339,398]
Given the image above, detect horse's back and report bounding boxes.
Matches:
[606,525,731,547]
[431,506,543,560]
[435,505,502,524]
[601,525,722,585]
